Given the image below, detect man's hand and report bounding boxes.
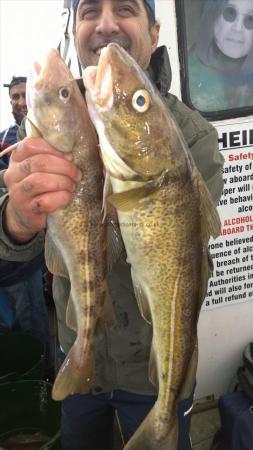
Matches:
[3,137,82,243]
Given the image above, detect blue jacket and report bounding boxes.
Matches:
[0,124,18,167]
[0,123,45,286]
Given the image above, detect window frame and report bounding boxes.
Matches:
[175,0,253,121]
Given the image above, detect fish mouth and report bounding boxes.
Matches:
[95,46,113,108]
[95,43,130,109]
[26,61,42,112]
[84,45,115,110]
[92,37,129,56]
[95,47,106,56]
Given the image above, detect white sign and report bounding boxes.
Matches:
[204,121,253,309]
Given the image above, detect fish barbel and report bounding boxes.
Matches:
[83,43,221,449]
[26,49,106,401]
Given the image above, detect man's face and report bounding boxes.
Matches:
[214,0,253,59]
[9,82,27,124]
[74,0,159,70]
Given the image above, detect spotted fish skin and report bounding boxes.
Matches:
[83,43,221,449]
[26,49,106,401]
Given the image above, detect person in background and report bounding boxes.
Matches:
[0,76,27,167]
[188,0,253,112]
[0,76,53,375]
[0,1,224,449]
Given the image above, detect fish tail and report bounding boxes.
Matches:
[124,407,178,450]
[52,341,95,401]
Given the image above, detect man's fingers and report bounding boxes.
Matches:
[18,155,81,181]
[2,136,82,240]
[30,191,74,215]
[8,173,76,212]
[20,173,76,196]
[10,137,73,162]
[5,154,82,186]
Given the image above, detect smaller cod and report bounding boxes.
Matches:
[83,43,221,449]
[26,49,106,401]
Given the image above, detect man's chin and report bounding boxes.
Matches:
[13,112,26,124]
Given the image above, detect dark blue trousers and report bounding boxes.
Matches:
[61,388,193,450]
[0,270,52,367]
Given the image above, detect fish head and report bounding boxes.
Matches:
[83,43,184,181]
[27,48,87,153]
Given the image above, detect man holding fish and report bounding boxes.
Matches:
[0,1,224,449]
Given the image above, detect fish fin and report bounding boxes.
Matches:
[197,173,221,241]
[108,186,149,211]
[131,269,152,324]
[25,116,42,138]
[124,406,178,450]
[107,216,123,271]
[199,247,210,310]
[148,341,158,386]
[66,294,78,332]
[158,424,178,450]
[178,344,198,402]
[45,232,68,278]
[52,340,95,401]
[102,171,112,222]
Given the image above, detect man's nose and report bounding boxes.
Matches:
[18,95,26,107]
[95,10,120,35]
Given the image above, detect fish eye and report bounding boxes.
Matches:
[132,89,150,113]
[59,87,70,101]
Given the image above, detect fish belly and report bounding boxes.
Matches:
[47,197,106,401]
[118,183,202,449]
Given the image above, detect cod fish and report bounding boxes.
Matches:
[26,49,106,401]
[83,43,221,449]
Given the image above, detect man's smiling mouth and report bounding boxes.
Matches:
[93,39,130,56]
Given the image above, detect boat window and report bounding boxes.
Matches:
[176,0,253,120]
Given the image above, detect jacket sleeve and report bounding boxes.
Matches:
[0,191,45,262]
[165,94,224,205]
[0,119,45,262]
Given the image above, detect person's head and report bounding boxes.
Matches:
[4,76,27,125]
[71,0,159,70]
[214,0,253,58]
[195,0,253,73]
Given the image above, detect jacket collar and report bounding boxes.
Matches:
[147,45,172,95]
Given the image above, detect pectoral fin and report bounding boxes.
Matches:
[45,232,68,278]
[108,187,148,211]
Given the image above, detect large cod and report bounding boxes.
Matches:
[83,43,221,450]
[26,49,106,401]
